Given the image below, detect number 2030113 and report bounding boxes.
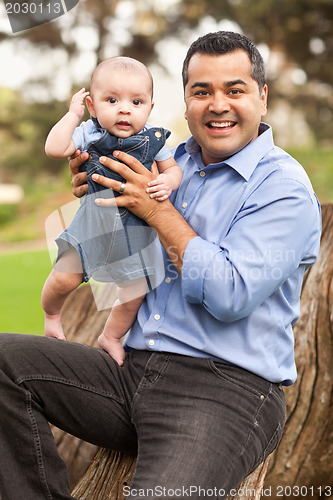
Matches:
[276,485,332,497]
[5,3,62,15]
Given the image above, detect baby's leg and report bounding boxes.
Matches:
[42,248,84,340]
[98,277,148,366]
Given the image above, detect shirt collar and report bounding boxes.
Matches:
[175,123,274,182]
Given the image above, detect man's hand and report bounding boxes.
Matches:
[68,150,89,198]
[91,151,164,224]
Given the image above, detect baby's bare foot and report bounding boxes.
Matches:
[98,334,125,366]
[44,314,66,340]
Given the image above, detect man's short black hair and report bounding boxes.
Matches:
[182,31,266,93]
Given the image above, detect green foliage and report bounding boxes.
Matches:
[0,249,51,335]
[0,204,18,225]
[288,146,333,203]
[0,87,68,179]
[0,172,72,243]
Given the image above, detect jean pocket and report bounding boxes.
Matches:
[208,359,272,398]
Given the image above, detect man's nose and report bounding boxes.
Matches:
[208,93,230,114]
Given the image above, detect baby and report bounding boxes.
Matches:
[42,56,182,365]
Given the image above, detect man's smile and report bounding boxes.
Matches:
[205,120,237,131]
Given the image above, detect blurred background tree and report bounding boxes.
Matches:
[0,0,332,225]
[1,0,332,171]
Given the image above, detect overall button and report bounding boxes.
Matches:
[165,277,171,284]
[182,202,188,209]
[154,314,160,321]
[148,339,155,346]
[200,171,206,177]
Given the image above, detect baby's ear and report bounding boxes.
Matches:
[86,95,96,117]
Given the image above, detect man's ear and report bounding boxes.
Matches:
[86,95,96,117]
[151,101,155,112]
[261,84,268,118]
[184,109,187,121]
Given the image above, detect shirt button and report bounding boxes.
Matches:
[182,202,188,209]
[148,339,155,346]
[260,395,265,400]
[165,277,171,284]
[200,171,206,177]
[154,314,160,320]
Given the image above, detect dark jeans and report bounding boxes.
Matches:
[0,333,286,500]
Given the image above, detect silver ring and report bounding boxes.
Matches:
[119,182,126,194]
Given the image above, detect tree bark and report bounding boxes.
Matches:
[264,203,333,499]
[57,205,332,499]
[72,450,270,500]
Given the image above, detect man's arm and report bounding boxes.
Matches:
[70,151,321,323]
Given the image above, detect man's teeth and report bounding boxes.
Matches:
[209,121,234,128]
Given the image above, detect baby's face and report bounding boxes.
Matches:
[88,67,154,138]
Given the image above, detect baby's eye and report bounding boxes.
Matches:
[107,97,117,104]
[133,99,142,106]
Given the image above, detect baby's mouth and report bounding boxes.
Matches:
[117,121,131,127]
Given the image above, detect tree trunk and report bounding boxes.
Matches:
[72,450,270,500]
[264,203,333,499]
[58,205,332,499]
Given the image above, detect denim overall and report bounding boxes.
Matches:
[56,124,170,283]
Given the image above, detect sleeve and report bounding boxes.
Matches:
[72,120,99,151]
[155,143,172,162]
[181,175,321,322]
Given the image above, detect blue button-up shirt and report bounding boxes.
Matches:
[126,123,321,385]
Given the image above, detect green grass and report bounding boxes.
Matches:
[0,249,52,335]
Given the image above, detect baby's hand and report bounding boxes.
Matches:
[69,88,90,120]
[146,173,172,202]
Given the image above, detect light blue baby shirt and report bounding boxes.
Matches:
[126,123,321,385]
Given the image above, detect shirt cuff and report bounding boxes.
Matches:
[181,236,221,304]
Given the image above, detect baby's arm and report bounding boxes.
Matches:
[45,88,89,159]
[146,157,182,202]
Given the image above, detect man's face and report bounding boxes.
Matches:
[87,67,154,138]
[184,50,268,166]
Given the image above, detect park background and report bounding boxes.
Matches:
[0,0,332,335]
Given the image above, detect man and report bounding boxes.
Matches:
[0,32,321,499]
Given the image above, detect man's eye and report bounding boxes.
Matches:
[228,89,243,95]
[133,99,142,106]
[195,90,209,96]
[107,97,117,103]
